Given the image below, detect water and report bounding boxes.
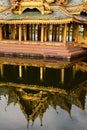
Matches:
[0,57,87,130]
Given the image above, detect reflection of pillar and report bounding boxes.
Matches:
[19,24,22,41]
[0,64,3,77]
[72,65,76,78]
[75,64,78,72]
[24,65,27,70]
[19,65,22,78]
[40,67,43,81]
[0,24,2,41]
[41,24,44,42]
[61,68,64,84]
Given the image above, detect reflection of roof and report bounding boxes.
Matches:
[0,80,87,125]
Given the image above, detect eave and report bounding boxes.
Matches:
[0,18,73,24]
[73,16,87,24]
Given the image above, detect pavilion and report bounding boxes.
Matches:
[0,0,87,60]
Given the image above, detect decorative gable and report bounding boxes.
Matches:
[10,0,53,15]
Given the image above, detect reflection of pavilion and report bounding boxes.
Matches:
[0,58,87,126]
[0,80,87,126]
[0,58,86,89]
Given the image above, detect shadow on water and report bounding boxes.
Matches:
[0,57,87,130]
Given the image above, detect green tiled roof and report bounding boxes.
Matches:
[74,15,87,22]
[0,0,11,6]
[0,8,71,20]
[68,8,80,12]
[67,0,83,6]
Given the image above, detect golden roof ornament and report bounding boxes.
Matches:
[56,0,68,5]
[82,0,87,13]
[10,0,53,15]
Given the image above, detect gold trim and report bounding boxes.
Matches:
[0,18,73,24]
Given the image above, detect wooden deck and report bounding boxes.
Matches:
[0,41,86,61]
[80,43,87,49]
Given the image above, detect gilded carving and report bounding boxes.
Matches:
[83,1,87,13]
[56,0,68,4]
[10,0,52,15]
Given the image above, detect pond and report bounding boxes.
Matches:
[0,57,87,130]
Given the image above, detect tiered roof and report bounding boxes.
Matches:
[0,0,87,24]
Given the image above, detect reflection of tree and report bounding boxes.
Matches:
[0,80,87,126]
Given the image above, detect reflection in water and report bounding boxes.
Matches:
[0,57,87,130]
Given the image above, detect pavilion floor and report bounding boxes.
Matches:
[0,40,86,61]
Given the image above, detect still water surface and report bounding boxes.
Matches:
[0,57,87,130]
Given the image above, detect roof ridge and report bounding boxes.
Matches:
[59,6,72,17]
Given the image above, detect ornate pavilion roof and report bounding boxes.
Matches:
[0,8,72,24]
[0,0,87,24]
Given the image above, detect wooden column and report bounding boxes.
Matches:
[38,25,41,41]
[41,24,44,42]
[35,25,38,41]
[62,24,67,44]
[11,25,15,40]
[52,25,55,41]
[44,26,47,42]
[68,24,71,42]
[58,25,60,42]
[15,25,19,40]
[6,24,9,39]
[55,25,57,41]
[34,24,36,41]
[19,24,22,41]
[27,24,29,40]
[29,24,32,41]
[60,25,62,42]
[0,24,2,41]
[72,23,79,42]
[84,24,87,37]
[24,25,27,41]
[47,25,50,41]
